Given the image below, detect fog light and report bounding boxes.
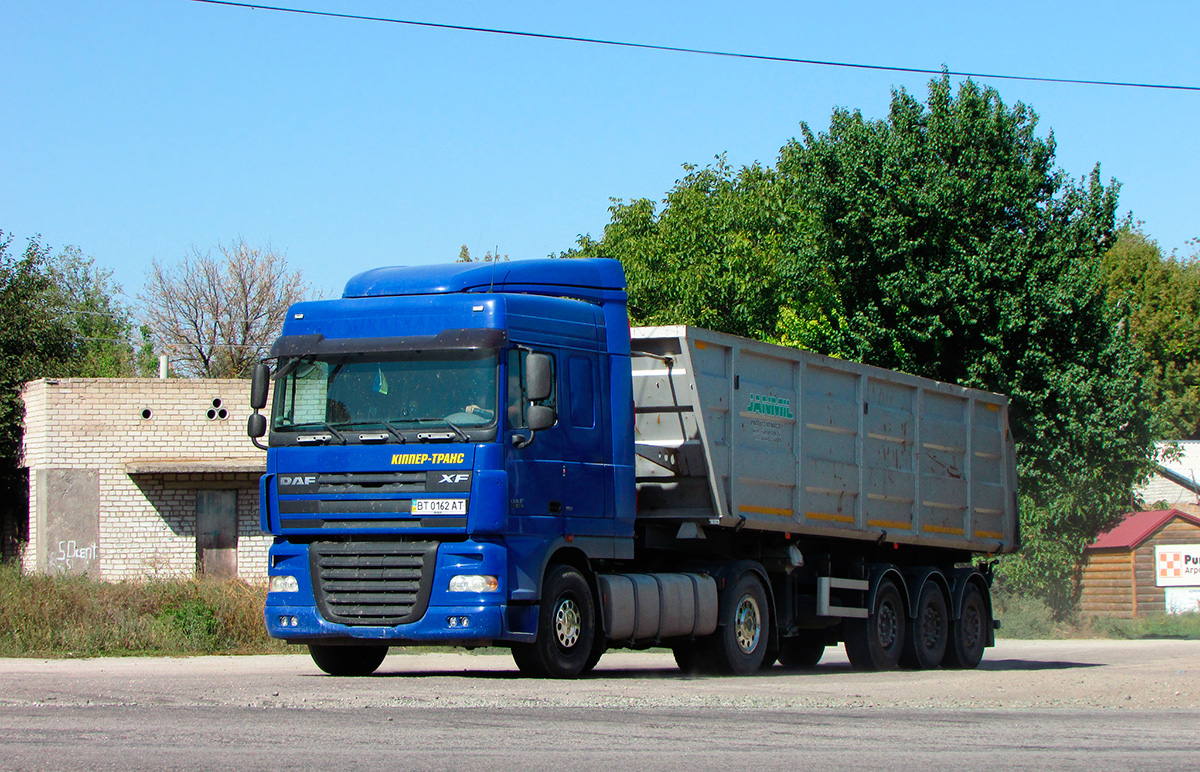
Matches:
[447,616,470,628]
[270,575,299,593]
[448,575,498,592]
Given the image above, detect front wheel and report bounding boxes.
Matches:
[511,564,596,679]
[308,644,388,677]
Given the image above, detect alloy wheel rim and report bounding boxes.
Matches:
[554,598,581,649]
[734,595,761,654]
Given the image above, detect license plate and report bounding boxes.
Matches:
[412,498,467,515]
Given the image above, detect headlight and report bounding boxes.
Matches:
[269,575,299,593]
[448,575,499,592]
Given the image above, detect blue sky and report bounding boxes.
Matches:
[3,1,1197,303]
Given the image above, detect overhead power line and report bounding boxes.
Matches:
[187,0,1199,92]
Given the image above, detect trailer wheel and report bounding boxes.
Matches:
[900,580,948,669]
[844,577,906,671]
[700,572,770,675]
[777,636,826,669]
[308,644,388,677]
[944,582,989,669]
[511,564,596,679]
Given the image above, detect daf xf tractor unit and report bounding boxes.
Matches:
[248,258,1017,678]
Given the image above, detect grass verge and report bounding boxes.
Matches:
[0,560,288,657]
[993,588,1200,640]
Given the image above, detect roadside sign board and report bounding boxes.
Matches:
[1165,587,1200,615]
[1155,544,1200,587]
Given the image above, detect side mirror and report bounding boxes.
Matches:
[250,363,271,410]
[527,404,556,431]
[524,353,552,402]
[247,412,267,439]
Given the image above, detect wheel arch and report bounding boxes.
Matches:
[866,564,909,617]
[707,560,778,648]
[902,567,950,620]
[536,544,603,636]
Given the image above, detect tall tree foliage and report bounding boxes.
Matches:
[780,76,1156,608]
[1101,223,1200,440]
[140,240,309,379]
[569,158,812,342]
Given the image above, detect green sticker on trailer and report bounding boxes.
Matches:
[747,393,794,419]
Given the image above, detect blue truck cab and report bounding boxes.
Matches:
[251,259,637,676]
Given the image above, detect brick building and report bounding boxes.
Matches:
[20,378,267,581]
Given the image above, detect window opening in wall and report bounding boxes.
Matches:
[140,408,153,420]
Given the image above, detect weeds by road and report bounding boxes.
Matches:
[994,590,1200,639]
[0,561,286,657]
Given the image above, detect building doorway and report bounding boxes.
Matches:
[196,489,238,578]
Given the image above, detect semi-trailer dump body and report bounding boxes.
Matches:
[251,258,1017,678]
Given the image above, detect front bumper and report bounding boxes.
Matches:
[265,602,505,643]
[264,536,514,643]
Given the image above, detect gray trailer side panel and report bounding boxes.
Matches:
[631,325,1017,554]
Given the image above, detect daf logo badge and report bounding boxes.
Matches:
[279,475,317,486]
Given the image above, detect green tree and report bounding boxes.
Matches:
[779,75,1156,610]
[46,246,141,378]
[569,157,816,342]
[1101,223,1200,440]
[457,245,509,263]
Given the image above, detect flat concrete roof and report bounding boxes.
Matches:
[124,459,266,475]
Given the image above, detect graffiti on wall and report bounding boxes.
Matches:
[47,539,99,574]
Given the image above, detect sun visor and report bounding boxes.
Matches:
[269,328,507,358]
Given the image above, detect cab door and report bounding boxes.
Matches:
[559,352,610,536]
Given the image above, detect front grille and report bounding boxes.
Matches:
[277,472,428,496]
[310,540,437,626]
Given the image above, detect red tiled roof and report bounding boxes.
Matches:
[1087,508,1200,551]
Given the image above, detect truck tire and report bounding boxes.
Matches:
[580,638,607,675]
[308,644,388,677]
[699,572,770,675]
[900,580,948,669]
[777,636,826,669]
[944,582,989,669]
[844,577,906,671]
[511,565,596,679]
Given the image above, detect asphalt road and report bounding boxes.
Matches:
[1,639,1197,771]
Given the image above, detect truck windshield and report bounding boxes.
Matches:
[270,349,499,441]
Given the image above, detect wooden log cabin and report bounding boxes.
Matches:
[1080,509,1200,618]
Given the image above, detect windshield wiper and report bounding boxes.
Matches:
[441,417,470,442]
[378,420,407,443]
